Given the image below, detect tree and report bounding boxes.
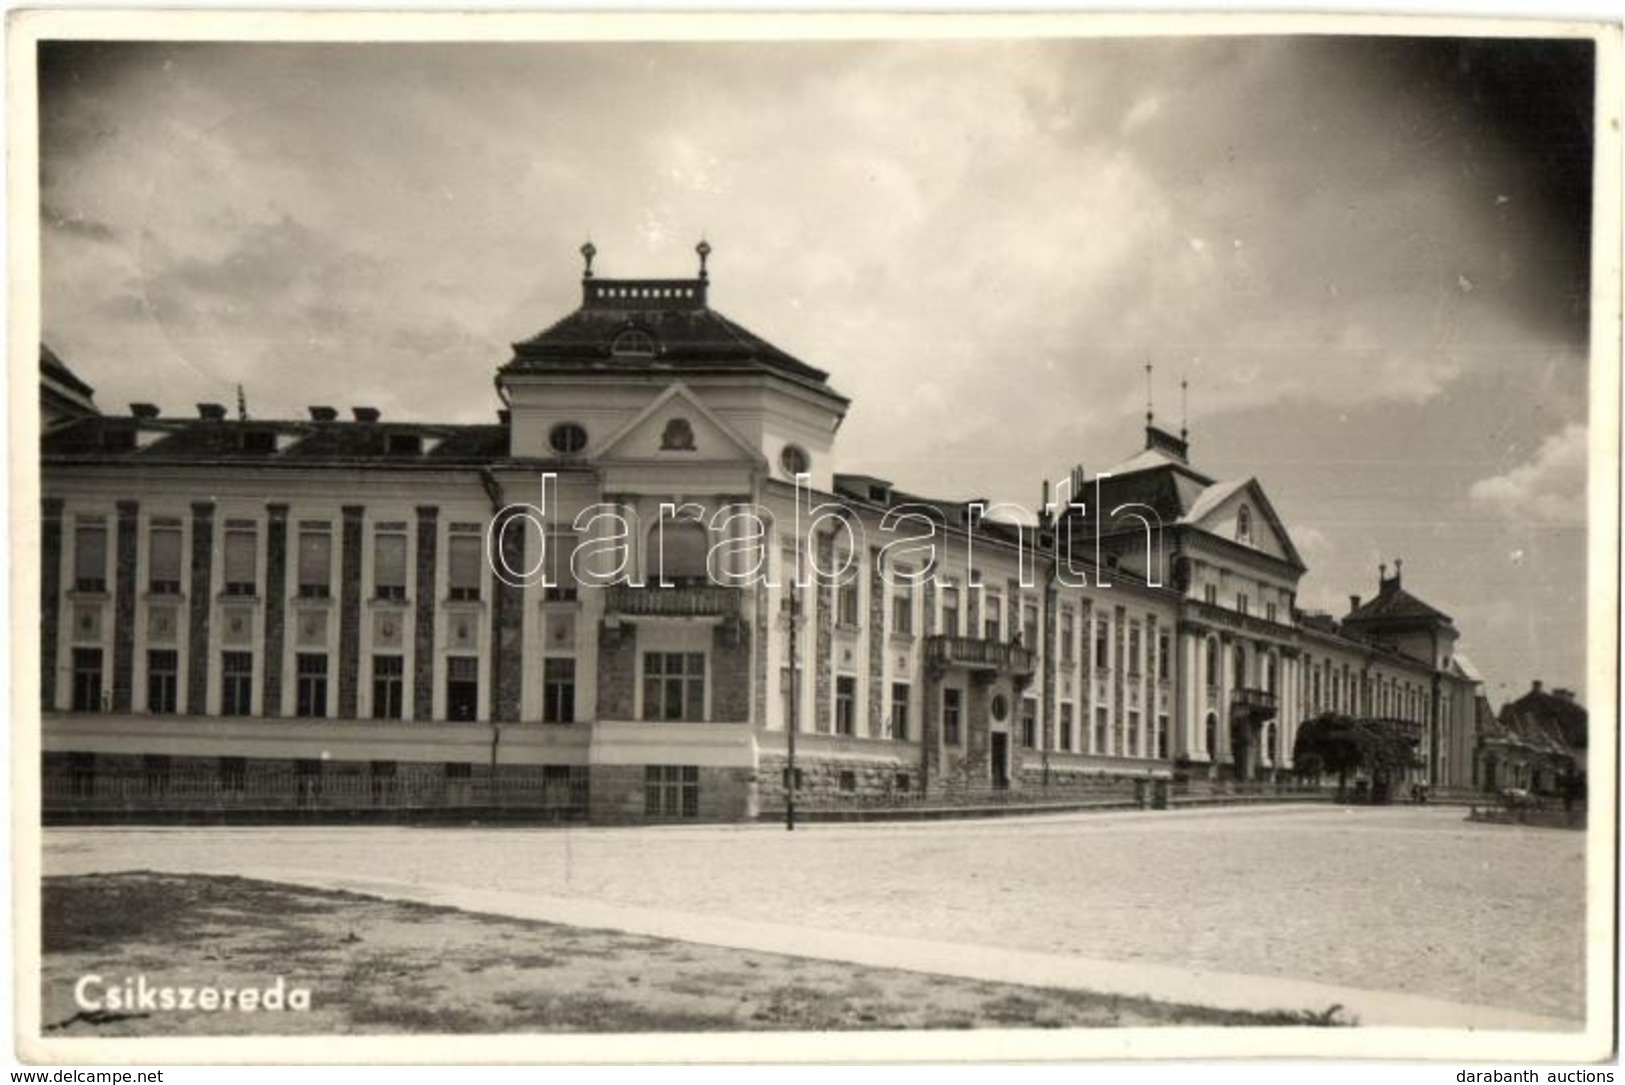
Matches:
[1293,712,1422,801]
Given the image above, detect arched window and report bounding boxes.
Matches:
[1265,654,1277,694]
[1205,638,1219,688]
[1264,722,1277,761]
[649,519,709,585]
[1236,503,1253,544]
[1233,645,1248,690]
[1205,713,1218,756]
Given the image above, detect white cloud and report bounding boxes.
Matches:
[1468,423,1588,523]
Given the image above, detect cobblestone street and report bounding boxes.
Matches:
[44,805,1588,1022]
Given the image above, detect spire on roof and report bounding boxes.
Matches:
[697,238,712,282]
[1144,359,1154,426]
[1180,376,1189,443]
[581,240,597,280]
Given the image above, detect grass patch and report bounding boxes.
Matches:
[41,872,1353,1036]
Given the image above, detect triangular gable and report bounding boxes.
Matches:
[593,381,765,466]
[1180,477,1306,569]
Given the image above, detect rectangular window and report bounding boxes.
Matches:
[1094,707,1109,754]
[983,600,1001,643]
[373,527,408,601]
[837,578,860,627]
[891,575,913,634]
[941,585,960,636]
[1059,703,1074,752]
[838,770,857,793]
[1128,625,1142,676]
[890,682,910,741]
[1157,714,1171,759]
[146,649,178,714]
[1266,601,1278,624]
[371,654,404,720]
[448,529,482,602]
[74,519,108,593]
[297,523,332,598]
[544,533,578,602]
[143,754,171,796]
[1128,710,1142,757]
[71,648,103,712]
[1023,605,1039,650]
[1158,633,1171,681]
[645,765,699,818]
[1237,594,1249,617]
[221,651,253,716]
[835,676,856,736]
[1204,584,1218,605]
[543,657,576,723]
[943,688,962,746]
[148,521,183,595]
[1021,698,1038,749]
[223,522,258,596]
[296,653,328,718]
[1061,612,1076,664]
[894,772,911,793]
[1095,619,1110,670]
[446,655,479,721]
[642,652,705,722]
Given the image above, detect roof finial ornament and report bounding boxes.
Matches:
[1394,557,1403,583]
[1145,359,1154,426]
[580,240,597,280]
[236,383,248,421]
[696,238,712,282]
[1380,561,1387,582]
[1180,376,1189,442]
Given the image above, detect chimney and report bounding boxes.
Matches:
[129,403,160,420]
[197,403,226,421]
[497,409,511,426]
[1349,594,1361,612]
[352,407,381,423]
[1531,680,1543,695]
[308,406,338,422]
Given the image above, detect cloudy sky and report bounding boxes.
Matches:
[37,32,1596,704]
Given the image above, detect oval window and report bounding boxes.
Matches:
[780,444,809,476]
[990,693,1009,722]
[549,422,588,454]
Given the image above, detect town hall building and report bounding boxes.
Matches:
[39,244,1483,821]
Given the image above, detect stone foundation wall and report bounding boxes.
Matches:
[587,763,754,824]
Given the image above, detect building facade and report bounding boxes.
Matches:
[39,250,1482,821]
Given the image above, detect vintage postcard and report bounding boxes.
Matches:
[8,9,1621,1066]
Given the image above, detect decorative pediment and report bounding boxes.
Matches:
[1181,478,1306,569]
[594,382,764,467]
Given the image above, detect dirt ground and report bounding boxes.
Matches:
[41,873,1345,1035]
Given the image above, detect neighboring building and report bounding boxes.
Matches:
[1478,680,1588,795]
[40,344,98,429]
[38,247,1484,821]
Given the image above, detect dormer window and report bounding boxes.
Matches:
[1236,503,1253,545]
[385,433,422,457]
[611,329,657,357]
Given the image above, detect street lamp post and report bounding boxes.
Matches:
[786,539,799,832]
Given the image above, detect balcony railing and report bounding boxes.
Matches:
[1232,686,1279,719]
[605,583,741,619]
[925,635,1036,675]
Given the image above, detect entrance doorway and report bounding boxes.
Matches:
[990,732,1010,789]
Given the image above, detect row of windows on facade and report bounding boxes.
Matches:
[787,671,1174,759]
[65,517,564,603]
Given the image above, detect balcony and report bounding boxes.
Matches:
[605,583,741,620]
[926,635,1036,677]
[1232,686,1279,721]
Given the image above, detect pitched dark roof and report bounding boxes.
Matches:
[1500,687,1587,752]
[1344,576,1454,626]
[502,277,842,398]
[41,344,94,398]
[41,416,509,466]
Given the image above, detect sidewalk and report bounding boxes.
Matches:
[235,863,1576,1034]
